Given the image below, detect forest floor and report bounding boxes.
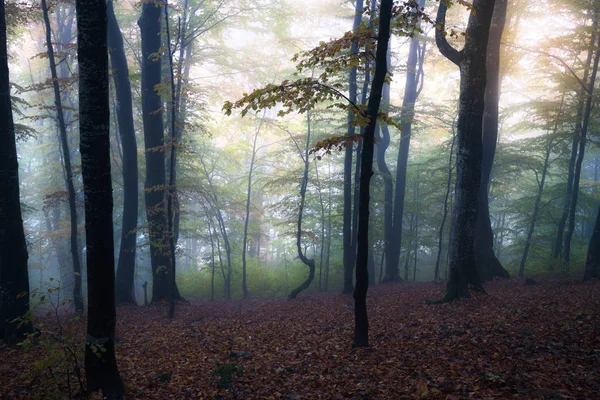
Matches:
[1,278,600,399]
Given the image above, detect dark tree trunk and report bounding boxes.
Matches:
[475,0,510,281]
[434,130,456,280]
[0,0,32,344]
[107,0,138,305]
[584,205,600,280]
[315,159,326,291]
[76,1,125,397]
[242,119,263,299]
[342,0,364,295]
[385,0,426,283]
[564,11,600,264]
[138,3,172,302]
[353,0,393,347]
[289,112,316,300]
[324,159,333,292]
[41,0,83,313]
[434,0,496,302]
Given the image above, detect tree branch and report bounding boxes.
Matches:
[435,1,462,66]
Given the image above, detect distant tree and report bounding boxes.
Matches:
[41,0,83,313]
[107,0,138,305]
[342,0,364,295]
[0,0,33,344]
[76,0,124,397]
[385,0,426,283]
[433,0,496,301]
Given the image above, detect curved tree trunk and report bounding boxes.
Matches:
[41,0,83,313]
[289,111,316,300]
[0,0,33,343]
[76,0,125,396]
[434,0,495,302]
[475,0,510,282]
[107,0,138,305]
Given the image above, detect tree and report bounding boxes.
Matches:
[385,0,427,283]
[41,0,83,313]
[76,0,124,397]
[107,0,138,305]
[342,0,365,295]
[139,1,174,301]
[474,0,510,281]
[0,0,32,344]
[353,0,393,347]
[434,0,496,301]
[584,205,600,280]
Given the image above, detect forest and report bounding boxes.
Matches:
[1,0,600,398]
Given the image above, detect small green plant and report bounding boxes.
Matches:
[214,362,244,390]
[16,279,87,399]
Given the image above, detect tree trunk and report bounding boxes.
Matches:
[475,0,510,281]
[138,3,172,302]
[41,0,83,313]
[76,1,124,397]
[289,112,316,299]
[519,137,553,277]
[315,159,326,291]
[584,205,600,280]
[385,0,426,282]
[353,0,393,347]
[564,11,600,264]
[0,0,33,343]
[107,0,138,305]
[434,130,456,280]
[242,119,263,299]
[434,0,495,302]
[342,0,364,295]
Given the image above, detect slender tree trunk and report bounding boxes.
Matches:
[242,119,263,299]
[434,0,495,302]
[0,0,33,343]
[564,11,600,264]
[324,158,332,292]
[77,1,124,396]
[435,130,456,280]
[139,2,172,302]
[353,0,393,347]
[289,112,317,299]
[475,0,510,281]
[315,159,326,292]
[413,179,419,282]
[41,0,83,313]
[519,137,553,277]
[342,0,364,295]
[385,0,426,282]
[107,0,138,305]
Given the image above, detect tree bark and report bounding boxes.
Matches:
[434,0,496,302]
[0,0,33,343]
[76,0,124,397]
[107,0,138,305]
[475,0,510,281]
[41,0,83,313]
[435,129,456,280]
[138,2,172,301]
[353,0,393,347]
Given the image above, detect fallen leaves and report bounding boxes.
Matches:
[1,278,599,399]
